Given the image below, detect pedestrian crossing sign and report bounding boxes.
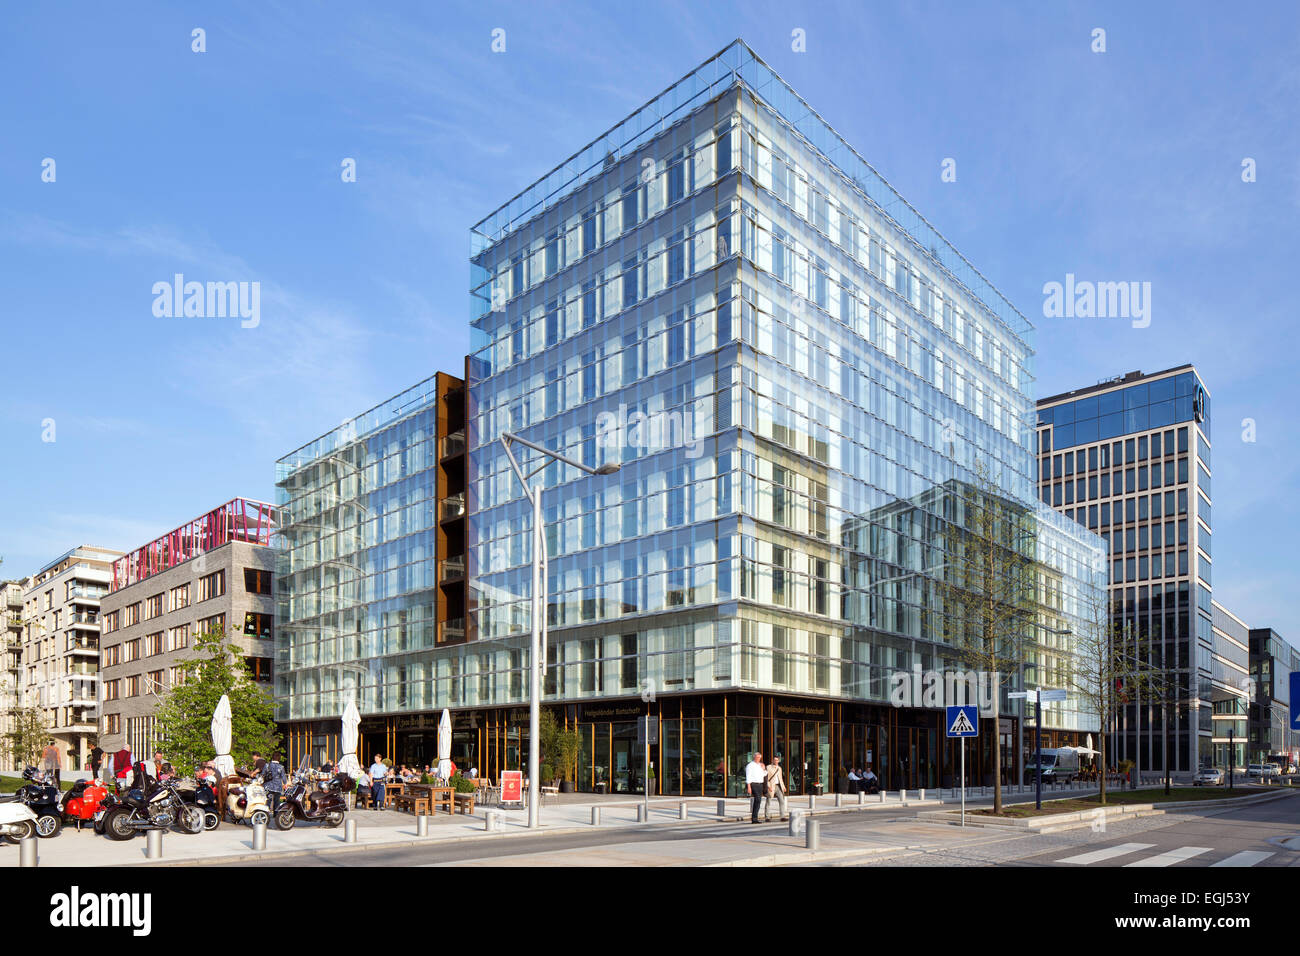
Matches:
[946,705,978,738]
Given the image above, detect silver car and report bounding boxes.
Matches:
[1193,767,1223,786]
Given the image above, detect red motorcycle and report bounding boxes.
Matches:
[61,778,110,830]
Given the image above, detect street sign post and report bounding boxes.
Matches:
[638,716,657,818]
[1011,688,1068,809]
[947,705,978,827]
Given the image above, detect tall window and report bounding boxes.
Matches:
[167,625,189,651]
[123,639,140,663]
[198,570,225,602]
[145,632,163,656]
[243,568,272,595]
[145,593,163,620]
[124,603,141,627]
[168,583,190,611]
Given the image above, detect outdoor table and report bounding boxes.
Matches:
[429,786,454,814]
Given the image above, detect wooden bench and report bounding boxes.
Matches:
[392,793,431,815]
[430,787,454,814]
[454,792,476,814]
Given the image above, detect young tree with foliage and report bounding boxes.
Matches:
[930,461,1038,815]
[537,707,584,784]
[5,706,49,769]
[154,626,280,775]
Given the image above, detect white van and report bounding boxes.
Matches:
[1024,748,1080,784]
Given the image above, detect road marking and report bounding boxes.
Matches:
[1056,842,1154,865]
[1125,846,1212,867]
[1210,850,1274,867]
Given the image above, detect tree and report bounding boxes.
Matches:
[1057,574,1138,805]
[538,707,583,785]
[930,462,1038,815]
[4,705,48,769]
[154,626,280,775]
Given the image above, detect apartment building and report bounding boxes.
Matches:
[2,579,26,769]
[19,545,121,773]
[99,499,278,757]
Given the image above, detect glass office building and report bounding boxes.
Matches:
[459,40,1103,794]
[1037,365,1228,772]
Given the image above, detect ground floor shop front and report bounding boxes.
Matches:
[283,692,1096,796]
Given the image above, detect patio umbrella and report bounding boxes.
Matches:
[436,708,452,780]
[211,694,235,778]
[338,697,362,777]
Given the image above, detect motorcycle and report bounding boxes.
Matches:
[100,765,204,840]
[0,800,40,843]
[180,777,222,831]
[14,767,63,837]
[225,773,270,828]
[274,765,351,830]
[61,777,110,831]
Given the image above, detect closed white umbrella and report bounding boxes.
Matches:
[211,694,235,778]
[338,697,362,777]
[436,709,452,780]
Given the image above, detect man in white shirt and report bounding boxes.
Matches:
[744,752,767,824]
[368,755,389,810]
[848,767,860,793]
[863,766,879,794]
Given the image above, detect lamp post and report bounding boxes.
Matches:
[500,432,619,829]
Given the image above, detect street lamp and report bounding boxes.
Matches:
[499,432,620,829]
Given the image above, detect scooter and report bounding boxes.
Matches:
[180,777,221,831]
[274,766,351,830]
[225,773,270,828]
[61,778,110,831]
[14,767,63,837]
[0,801,40,843]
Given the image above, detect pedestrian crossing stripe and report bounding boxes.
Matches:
[948,709,976,736]
[1056,844,1275,867]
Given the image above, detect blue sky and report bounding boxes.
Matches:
[2,1,1297,639]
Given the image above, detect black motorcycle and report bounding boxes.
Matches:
[179,777,222,831]
[14,767,63,838]
[100,765,203,840]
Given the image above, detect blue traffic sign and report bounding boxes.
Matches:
[1290,672,1300,731]
[946,705,979,738]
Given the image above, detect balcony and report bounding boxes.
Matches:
[70,611,99,628]
[441,494,466,522]
[441,554,466,581]
[442,617,466,642]
[68,587,104,605]
[67,638,99,655]
[441,430,466,459]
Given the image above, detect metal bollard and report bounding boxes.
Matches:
[591,806,601,826]
[636,804,647,822]
[900,789,908,804]
[679,801,689,820]
[416,815,429,837]
[19,836,37,867]
[834,793,842,807]
[344,818,357,843]
[146,829,163,859]
[251,822,267,851]
[878,791,886,803]
[717,799,728,817]
[858,791,865,805]
[483,810,501,832]
[808,793,816,810]
[789,810,806,836]
[919,789,926,801]
[805,818,820,850]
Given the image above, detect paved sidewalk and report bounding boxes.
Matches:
[0,792,941,867]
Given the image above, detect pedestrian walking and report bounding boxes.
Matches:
[369,754,388,810]
[764,754,788,821]
[90,744,103,780]
[42,739,61,786]
[744,752,767,824]
[264,753,287,813]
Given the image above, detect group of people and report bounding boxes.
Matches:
[742,751,790,824]
[845,766,880,794]
[347,754,478,810]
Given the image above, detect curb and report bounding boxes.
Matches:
[920,787,1294,833]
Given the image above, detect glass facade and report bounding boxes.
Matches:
[457,41,1103,790]
[1037,366,1218,772]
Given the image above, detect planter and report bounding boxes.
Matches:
[559,780,575,793]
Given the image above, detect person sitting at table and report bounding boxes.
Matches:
[848,767,860,793]
[862,766,879,794]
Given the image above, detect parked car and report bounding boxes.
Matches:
[1263,763,1281,777]
[1193,767,1224,786]
[1247,763,1265,778]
